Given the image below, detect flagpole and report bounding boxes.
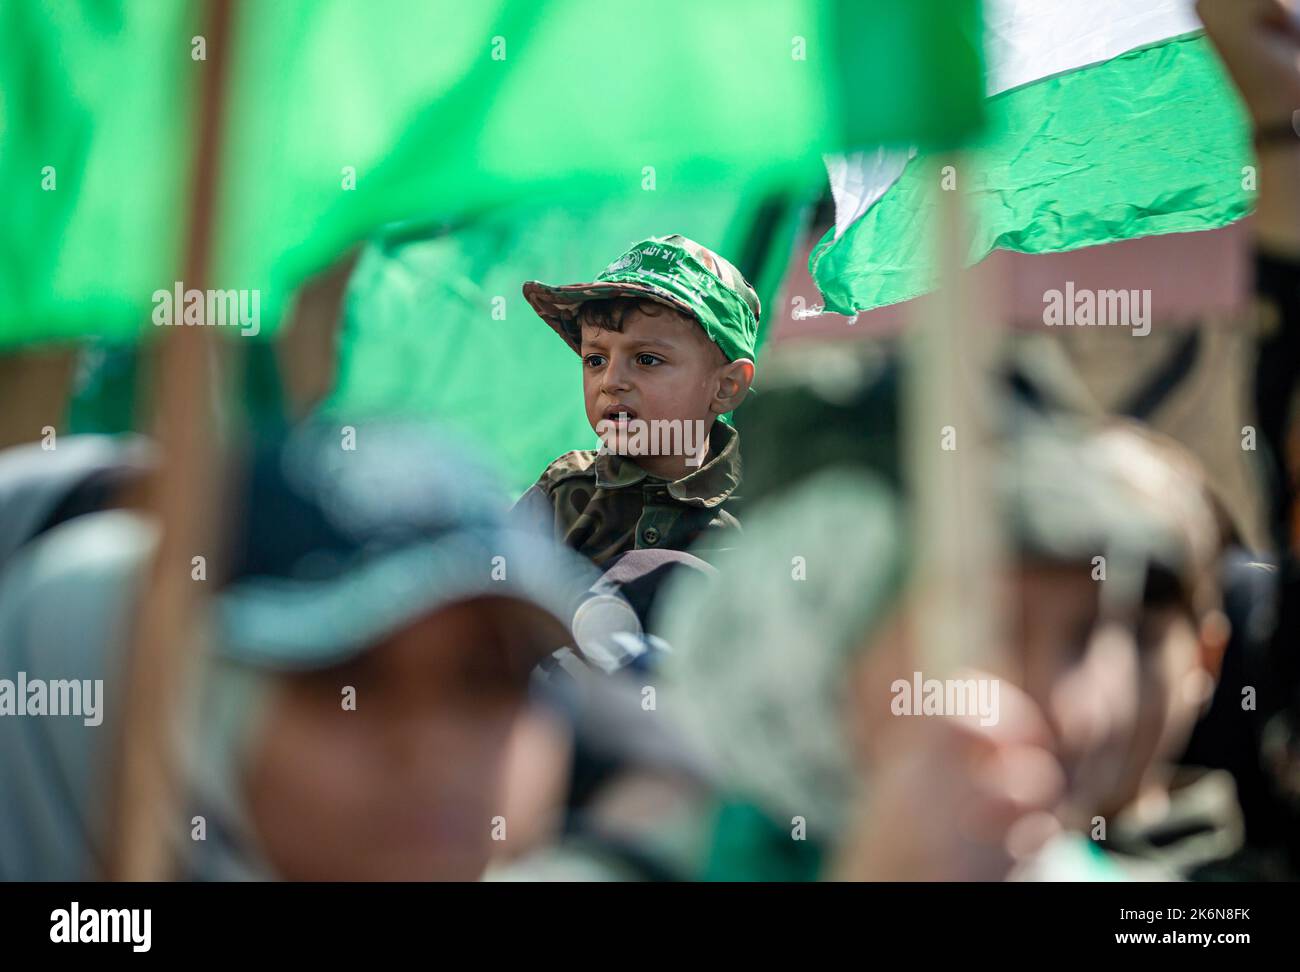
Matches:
[106,0,235,881]
[904,153,1003,679]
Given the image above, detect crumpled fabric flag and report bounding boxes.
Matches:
[812,0,1251,316]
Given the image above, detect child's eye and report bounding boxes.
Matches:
[583,354,607,368]
[636,353,663,367]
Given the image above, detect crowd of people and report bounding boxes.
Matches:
[1,0,1299,883]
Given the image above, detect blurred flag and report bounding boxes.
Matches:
[0,1,195,349]
[812,0,1252,315]
[0,0,983,350]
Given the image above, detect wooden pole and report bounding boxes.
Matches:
[106,0,236,881]
[904,154,1003,678]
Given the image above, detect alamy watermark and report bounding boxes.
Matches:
[0,672,103,726]
[1042,282,1151,337]
[152,282,261,336]
[890,671,1000,727]
[595,418,708,467]
[50,902,150,952]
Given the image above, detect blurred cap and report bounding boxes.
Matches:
[215,421,598,669]
[1006,416,1222,600]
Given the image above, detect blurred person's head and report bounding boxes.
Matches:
[850,420,1229,827]
[523,236,757,481]
[657,416,1229,877]
[205,421,595,880]
[241,596,565,880]
[1038,423,1228,821]
[0,421,595,881]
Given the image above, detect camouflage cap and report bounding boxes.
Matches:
[522,235,760,362]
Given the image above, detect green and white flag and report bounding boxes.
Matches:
[812,0,1253,316]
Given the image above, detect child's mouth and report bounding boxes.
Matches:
[603,405,638,423]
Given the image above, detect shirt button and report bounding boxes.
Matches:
[642,527,661,545]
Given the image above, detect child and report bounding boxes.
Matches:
[515,235,758,567]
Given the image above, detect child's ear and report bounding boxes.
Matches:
[711,358,755,414]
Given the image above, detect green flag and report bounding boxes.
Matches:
[1,0,983,350]
[812,4,1251,316]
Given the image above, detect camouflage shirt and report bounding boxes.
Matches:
[512,422,742,568]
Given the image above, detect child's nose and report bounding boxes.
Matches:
[602,355,634,392]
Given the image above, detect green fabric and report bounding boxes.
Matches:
[811,33,1252,315]
[66,340,286,435]
[0,0,195,349]
[525,235,762,362]
[1,0,984,350]
[747,196,808,352]
[699,800,824,882]
[67,343,145,435]
[832,0,984,151]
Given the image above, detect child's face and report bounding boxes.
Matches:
[580,305,739,480]
[242,597,563,880]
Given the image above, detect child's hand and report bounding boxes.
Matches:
[1198,0,1300,127]
[835,674,1064,882]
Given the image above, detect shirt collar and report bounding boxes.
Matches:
[594,421,741,508]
